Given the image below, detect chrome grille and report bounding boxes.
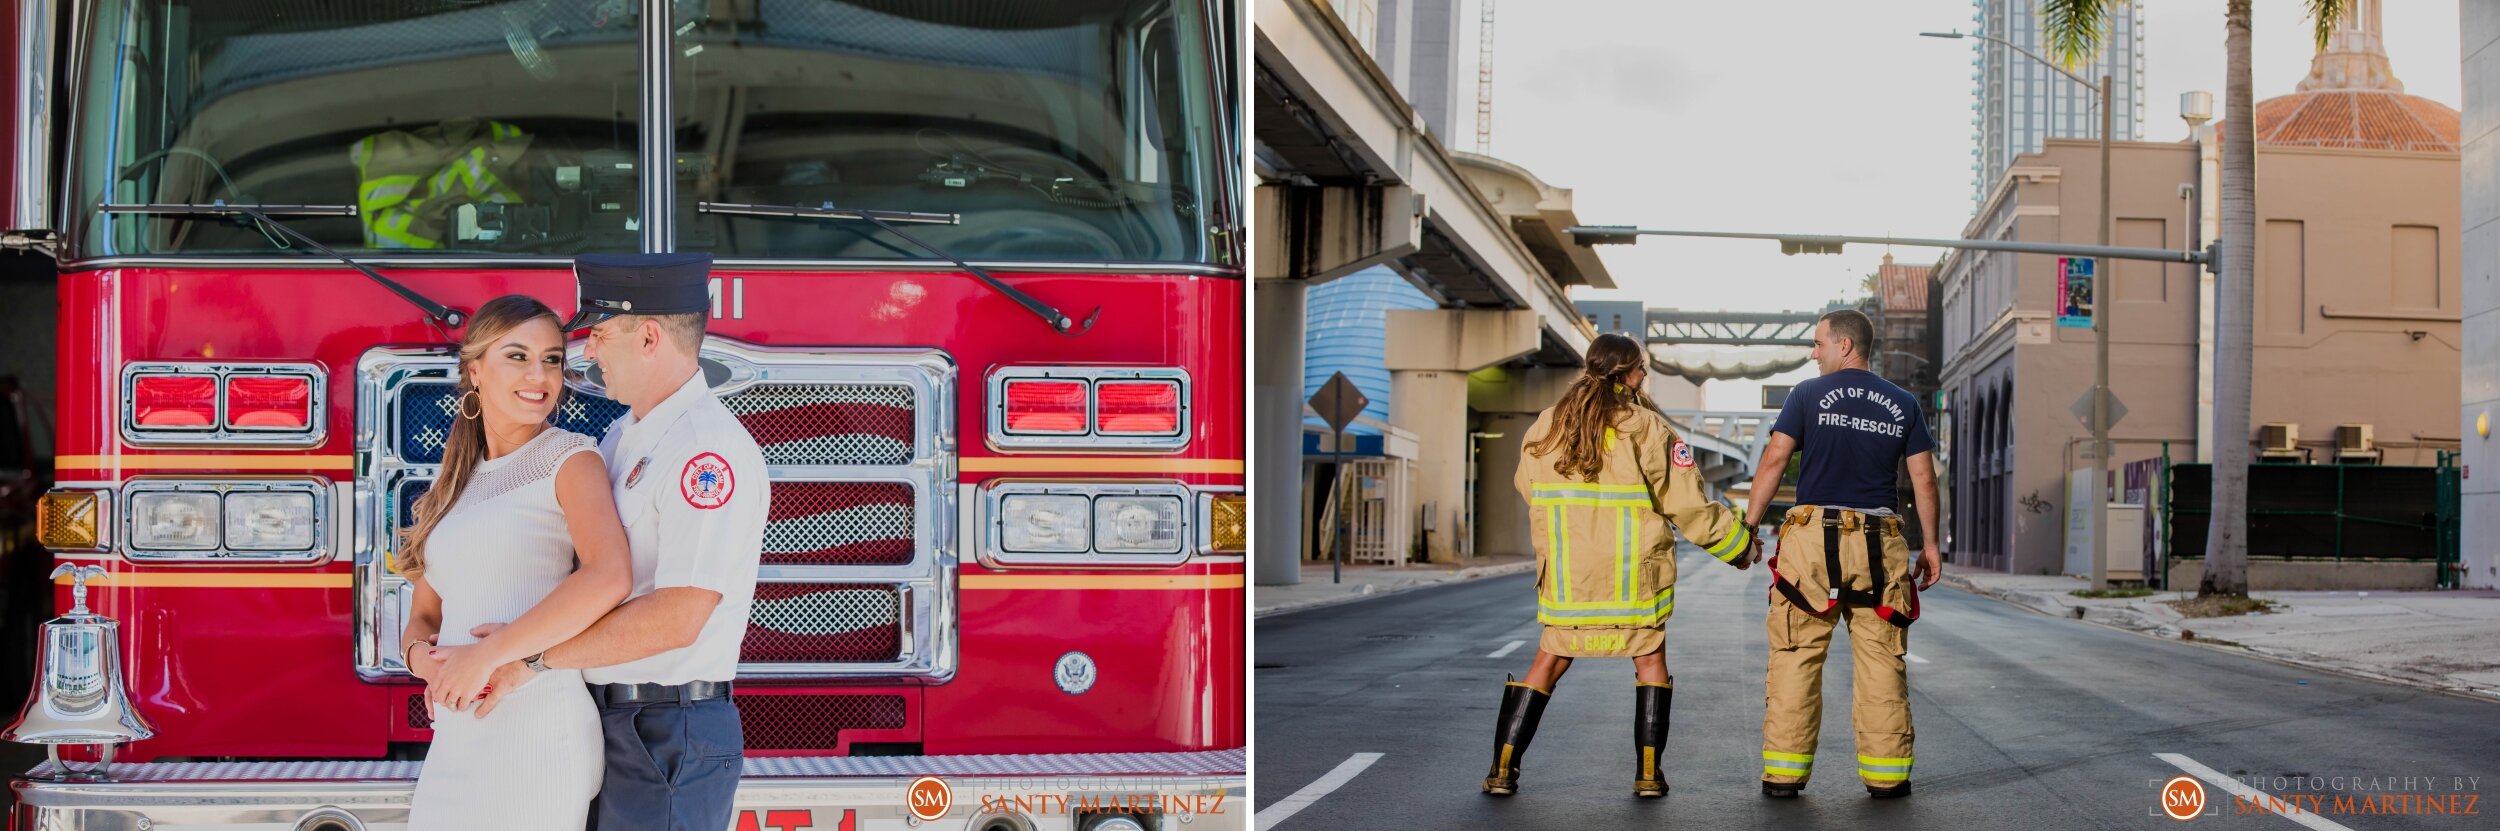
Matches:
[746,584,904,663]
[736,692,910,752]
[722,384,915,466]
[765,482,915,566]
[357,341,957,683]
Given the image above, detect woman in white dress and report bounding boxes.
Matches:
[396,295,634,830]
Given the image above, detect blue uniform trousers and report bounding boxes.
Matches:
[588,693,743,831]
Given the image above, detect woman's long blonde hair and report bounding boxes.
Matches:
[394,295,565,577]
[1523,333,1658,482]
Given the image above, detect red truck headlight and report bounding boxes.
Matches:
[1000,379,1089,435]
[986,367,1190,451]
[225,375,314,430]
[130,373,217,429]
[121,363,327,447]
[1094,380,1182,436]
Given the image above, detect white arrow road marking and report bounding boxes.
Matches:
[1256,752,1383,831]
[1488,640,1525,659]
[2155,753,2357,831]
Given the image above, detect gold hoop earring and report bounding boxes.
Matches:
[458,390,481,420]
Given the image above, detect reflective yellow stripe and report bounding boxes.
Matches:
[1708,521,1752,561]
[1857,755,1912,766]
[1541,585,1670,611]
[1545,504,1563,603]
[1531,483,1648,494]
[1861,769,1911,781]
[1530,496,1650,507]
[1553,504,1571,603]
[1605,427,1616,451]
[1618,506,1634,601]
[1539,586,1673,625]
[1765,751,1815,775]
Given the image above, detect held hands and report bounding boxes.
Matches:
[471,659,533,719]
[457,621,530,718]
[424,643,494,713]
[1912,545,1944,590]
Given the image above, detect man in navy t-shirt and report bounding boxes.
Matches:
[1744,309,1940,801]
[1767,348,1936,519]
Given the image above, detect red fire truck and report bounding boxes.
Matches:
[1,1,1245,829]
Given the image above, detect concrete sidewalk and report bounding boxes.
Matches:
[1252,553,1537,617]
[1945,570,2500,701]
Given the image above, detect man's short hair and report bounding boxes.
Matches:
[653,312,707,355]
[1819,308,1875,361]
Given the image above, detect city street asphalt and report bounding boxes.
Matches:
[1254,543,2500,830]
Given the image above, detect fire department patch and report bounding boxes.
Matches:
[1671,440,1695,468]
[624,456,650,489]
[681,452,735,509]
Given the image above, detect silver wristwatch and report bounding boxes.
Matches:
[524,652,551,673]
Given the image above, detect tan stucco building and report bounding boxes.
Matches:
[1937,11,2462,576]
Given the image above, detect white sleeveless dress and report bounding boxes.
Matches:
[407,428,606,830]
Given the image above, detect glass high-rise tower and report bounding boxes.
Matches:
[1969,0,2146,204]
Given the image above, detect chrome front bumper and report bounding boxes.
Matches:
[14,750,1245,831]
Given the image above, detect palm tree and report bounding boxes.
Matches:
[2036,0,2346,598]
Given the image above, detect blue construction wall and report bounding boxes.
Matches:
[1303,266,1435,438]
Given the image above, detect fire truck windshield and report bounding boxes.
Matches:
[666,0,1226,264]
[66,0,1228,267]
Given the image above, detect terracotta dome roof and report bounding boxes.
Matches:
[2208,1,2459,153]
[2231,90,2460,153]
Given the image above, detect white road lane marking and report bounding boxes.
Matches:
[1256,752,1384,831]
[1488,639,1526,658]
[2155,752,2357,831]
[1905,652,1930,664]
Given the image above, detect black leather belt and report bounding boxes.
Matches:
[591,680,733,705]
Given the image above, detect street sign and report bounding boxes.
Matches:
[1309,372,1369,585]
[2070,387,2127,431]
[1310,372,1369,435]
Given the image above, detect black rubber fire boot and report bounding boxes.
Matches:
[1633,681,1672,797]
[1868,781,1913,799]
[1762,781,1804,799]
[1482,679,1551,796]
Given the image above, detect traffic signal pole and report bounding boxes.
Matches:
[1570,224,2221,581]
[1567,226,2214,269]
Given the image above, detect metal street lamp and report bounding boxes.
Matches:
[1924,28,2118,592]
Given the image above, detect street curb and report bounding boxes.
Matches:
[1943,575,2500,705]
[1252,560,1538,619]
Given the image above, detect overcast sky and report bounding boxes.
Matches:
[1462,0,2463,410]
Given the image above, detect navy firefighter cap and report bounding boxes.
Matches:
[561,253,715,331]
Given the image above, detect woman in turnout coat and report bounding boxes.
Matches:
[1483,333,1761,798]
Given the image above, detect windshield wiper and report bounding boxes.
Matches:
[102,201,469,328]
[698,201,1100,336]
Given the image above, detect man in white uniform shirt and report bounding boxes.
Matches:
[471,253,768,831]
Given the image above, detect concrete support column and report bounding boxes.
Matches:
[1474,412,1538,558]
[1253,280,1308,586]
[1391,368,1470,564]
[1382,308,1540,565]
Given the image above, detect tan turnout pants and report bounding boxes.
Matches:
[1761,507,1915,788]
